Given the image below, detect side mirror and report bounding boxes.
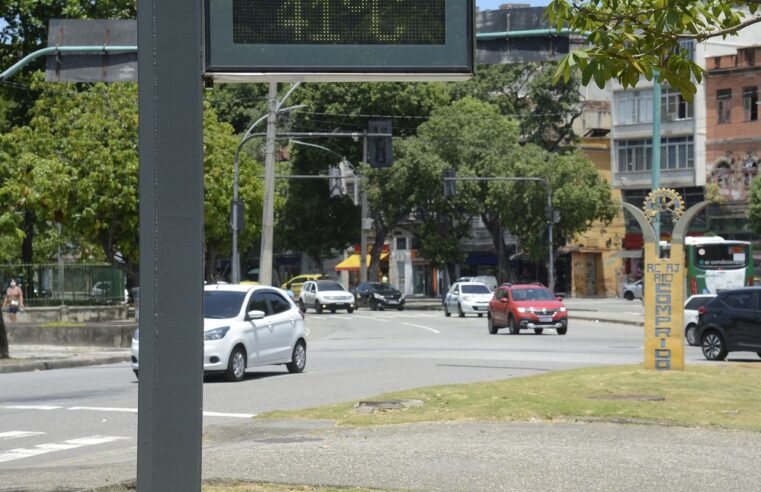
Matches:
[247,310,266,320]
[556,295,564,302]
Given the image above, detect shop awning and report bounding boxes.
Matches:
[611,249,643,259]
[335,253,389,272]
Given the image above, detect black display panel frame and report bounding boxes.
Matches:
[204,0,475,81]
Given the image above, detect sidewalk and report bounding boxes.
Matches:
[0,344,129,374]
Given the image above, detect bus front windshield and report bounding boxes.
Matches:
[694,243,749,270]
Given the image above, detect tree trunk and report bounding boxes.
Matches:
[369,210,388,282]
[21,210,35,263]
[0,311,9,359]
[482,213,514,284]
[205,244,218,282]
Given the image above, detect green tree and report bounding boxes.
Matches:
[451,62,583,152]
[747,176,761,233]
[279,82,451,270]
[0,79,262,285]
[548,0,761,98]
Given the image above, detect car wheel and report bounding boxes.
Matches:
[397,305,404,311]
[286,341,307,374]
[347,306,354,314]
[371,300,378,311]
[298,299,306,314]
[224,345,247,382]
[557,326,567,335]
[478,313,483,318]
[534,328,544,335]
[133,369,139,379]
[701,331,727,361]
[330,307,337,314]
[685,324,697,346]
[314,301,323,314]
[488,314,498,335]
[624,291,634,301]
[444,304,451,317]
[508,316,519,335]
[458,303,465,318]
[757,352,761,359]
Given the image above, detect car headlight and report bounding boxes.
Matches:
[133,328,139,341]
[517,307,527,313]
[559,306,567,312]
[373,293,384,300]
[204,326,230,341]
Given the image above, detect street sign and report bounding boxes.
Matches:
[204,0,475,82]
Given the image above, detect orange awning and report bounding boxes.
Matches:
[335,253,389,272]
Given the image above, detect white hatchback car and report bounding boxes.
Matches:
[131,284,307,382]
[298,279,355,314]
[444,282,493,317]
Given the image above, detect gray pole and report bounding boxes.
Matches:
[360,132,368,283]
[547,187,555,292]
[137,0,204,489]
[652,68,662,244]
[231,145,242,283]
[259,81,278,286]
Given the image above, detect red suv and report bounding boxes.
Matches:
[487,283,568,335]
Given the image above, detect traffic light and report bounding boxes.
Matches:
[443,168,457,198]
[367,119,393,168]
[328,166,345,198]
[229,199,245,233]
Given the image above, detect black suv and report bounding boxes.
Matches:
[354,282,405,311]
[696,287,761,361]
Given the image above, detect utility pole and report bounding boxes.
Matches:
[652,68,662,245]
[360,131,369,283]
[259,82,278,286]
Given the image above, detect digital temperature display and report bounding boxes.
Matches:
[233,0,445,45]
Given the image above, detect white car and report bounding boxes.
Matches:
[620,279,643,301]
[131,284,307,382]
[298,279,355,314]
[684,294,716,346]
[444,282,493,317]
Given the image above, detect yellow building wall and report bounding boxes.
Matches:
[569,137,627,297]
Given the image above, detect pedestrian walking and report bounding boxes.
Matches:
[3,278,24,322]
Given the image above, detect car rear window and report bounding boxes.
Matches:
[204,291,246,319]
[685,296,714,310]
[720,291,757,310]
[511,288,555,301]
[316,280,345,291]
[462,284,491,294]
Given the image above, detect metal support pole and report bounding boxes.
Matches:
[137,0,204,488]
[231,145,242,284]
[360,131,369,283]
[547,187,555,291]
[652,68,662,243]
[259,82,278,286]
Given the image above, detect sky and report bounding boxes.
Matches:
[477,0,550,9]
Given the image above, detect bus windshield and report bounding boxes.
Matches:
[693,243,749,270]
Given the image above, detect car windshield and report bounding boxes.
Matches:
[204,290,246,319]
[511,288,555,301]
[370,283,397,293]
[462,284,491,294]
[316,280,345,292]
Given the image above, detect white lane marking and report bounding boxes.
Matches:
[203,411,256,419]
[0,431,45,441]
[349,314,386,322]
[2,405,62,411]
[401,322,440,334]
[0,436,126,464]
[68,406,137,413]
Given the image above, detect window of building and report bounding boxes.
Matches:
[395,236,407,250]
[743,87,758,121]
[661,88,693,121]
[744,48,756,67]
[616,136,694,173]
[717,89,732,123]
[614,91,653,125]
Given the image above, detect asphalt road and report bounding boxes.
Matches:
[0,309,748,491]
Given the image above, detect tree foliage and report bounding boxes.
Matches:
[0,78,262,285]
[548,0,761,98]
[747,176,761,233]
[451,62,583,151]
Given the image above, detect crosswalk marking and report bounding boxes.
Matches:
[0,431,45,441]
[0,435,126,464]
[1,405,253,419]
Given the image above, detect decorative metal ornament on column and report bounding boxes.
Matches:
[622,189,709,371]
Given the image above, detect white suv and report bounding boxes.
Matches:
[299,279,355,314]
[132,284,307,382]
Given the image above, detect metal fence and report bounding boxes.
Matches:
[0,264,127,307]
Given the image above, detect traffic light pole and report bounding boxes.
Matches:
[360,131,369,284]
[444,176,555,291]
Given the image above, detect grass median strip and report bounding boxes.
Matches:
[259,363,761,430]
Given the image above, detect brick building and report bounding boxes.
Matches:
[705,45,761,244]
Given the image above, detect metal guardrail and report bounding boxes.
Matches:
[0,263,127,306]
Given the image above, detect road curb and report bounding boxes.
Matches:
[0,355,130,374]
[571,314,644,327]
